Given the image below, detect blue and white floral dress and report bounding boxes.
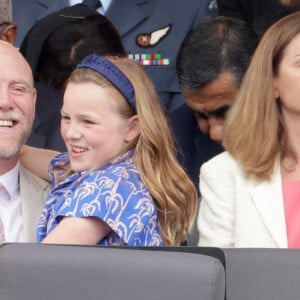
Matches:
[37,150,163,246]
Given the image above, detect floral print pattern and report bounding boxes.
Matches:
[37,150,163,246]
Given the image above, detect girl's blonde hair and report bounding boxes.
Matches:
[67,56,198,246]
[223,11,300,180]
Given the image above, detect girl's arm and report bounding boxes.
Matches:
[42,217,112,245]
[20,145,60,181]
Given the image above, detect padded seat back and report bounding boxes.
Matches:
[0,243,226,300]
[224,248,300,300]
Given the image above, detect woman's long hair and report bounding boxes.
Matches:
[224,11,300,180]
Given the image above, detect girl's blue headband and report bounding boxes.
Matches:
[76,55,136,110]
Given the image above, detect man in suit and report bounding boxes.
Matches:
[0,40,50,243]
[0,0,51,243]
[12,0,217,179]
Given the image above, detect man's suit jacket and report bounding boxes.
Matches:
[217,0,300,37]
[20,165,51,242]
[169,104,223,187]
[198,152,288,248]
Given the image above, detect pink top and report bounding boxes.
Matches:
[282,179,300,248]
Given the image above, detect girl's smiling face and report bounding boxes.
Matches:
[61,81,138,172]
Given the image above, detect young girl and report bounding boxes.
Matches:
[22,55,197,246]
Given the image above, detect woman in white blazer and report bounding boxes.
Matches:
[198,11,300,248]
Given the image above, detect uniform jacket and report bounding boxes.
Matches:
[198,152,288,248]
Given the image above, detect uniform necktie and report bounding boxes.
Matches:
[82,0,102,9]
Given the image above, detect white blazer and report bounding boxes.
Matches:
[197,152,288,248]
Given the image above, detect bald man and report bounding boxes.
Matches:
[0,41,50,243]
